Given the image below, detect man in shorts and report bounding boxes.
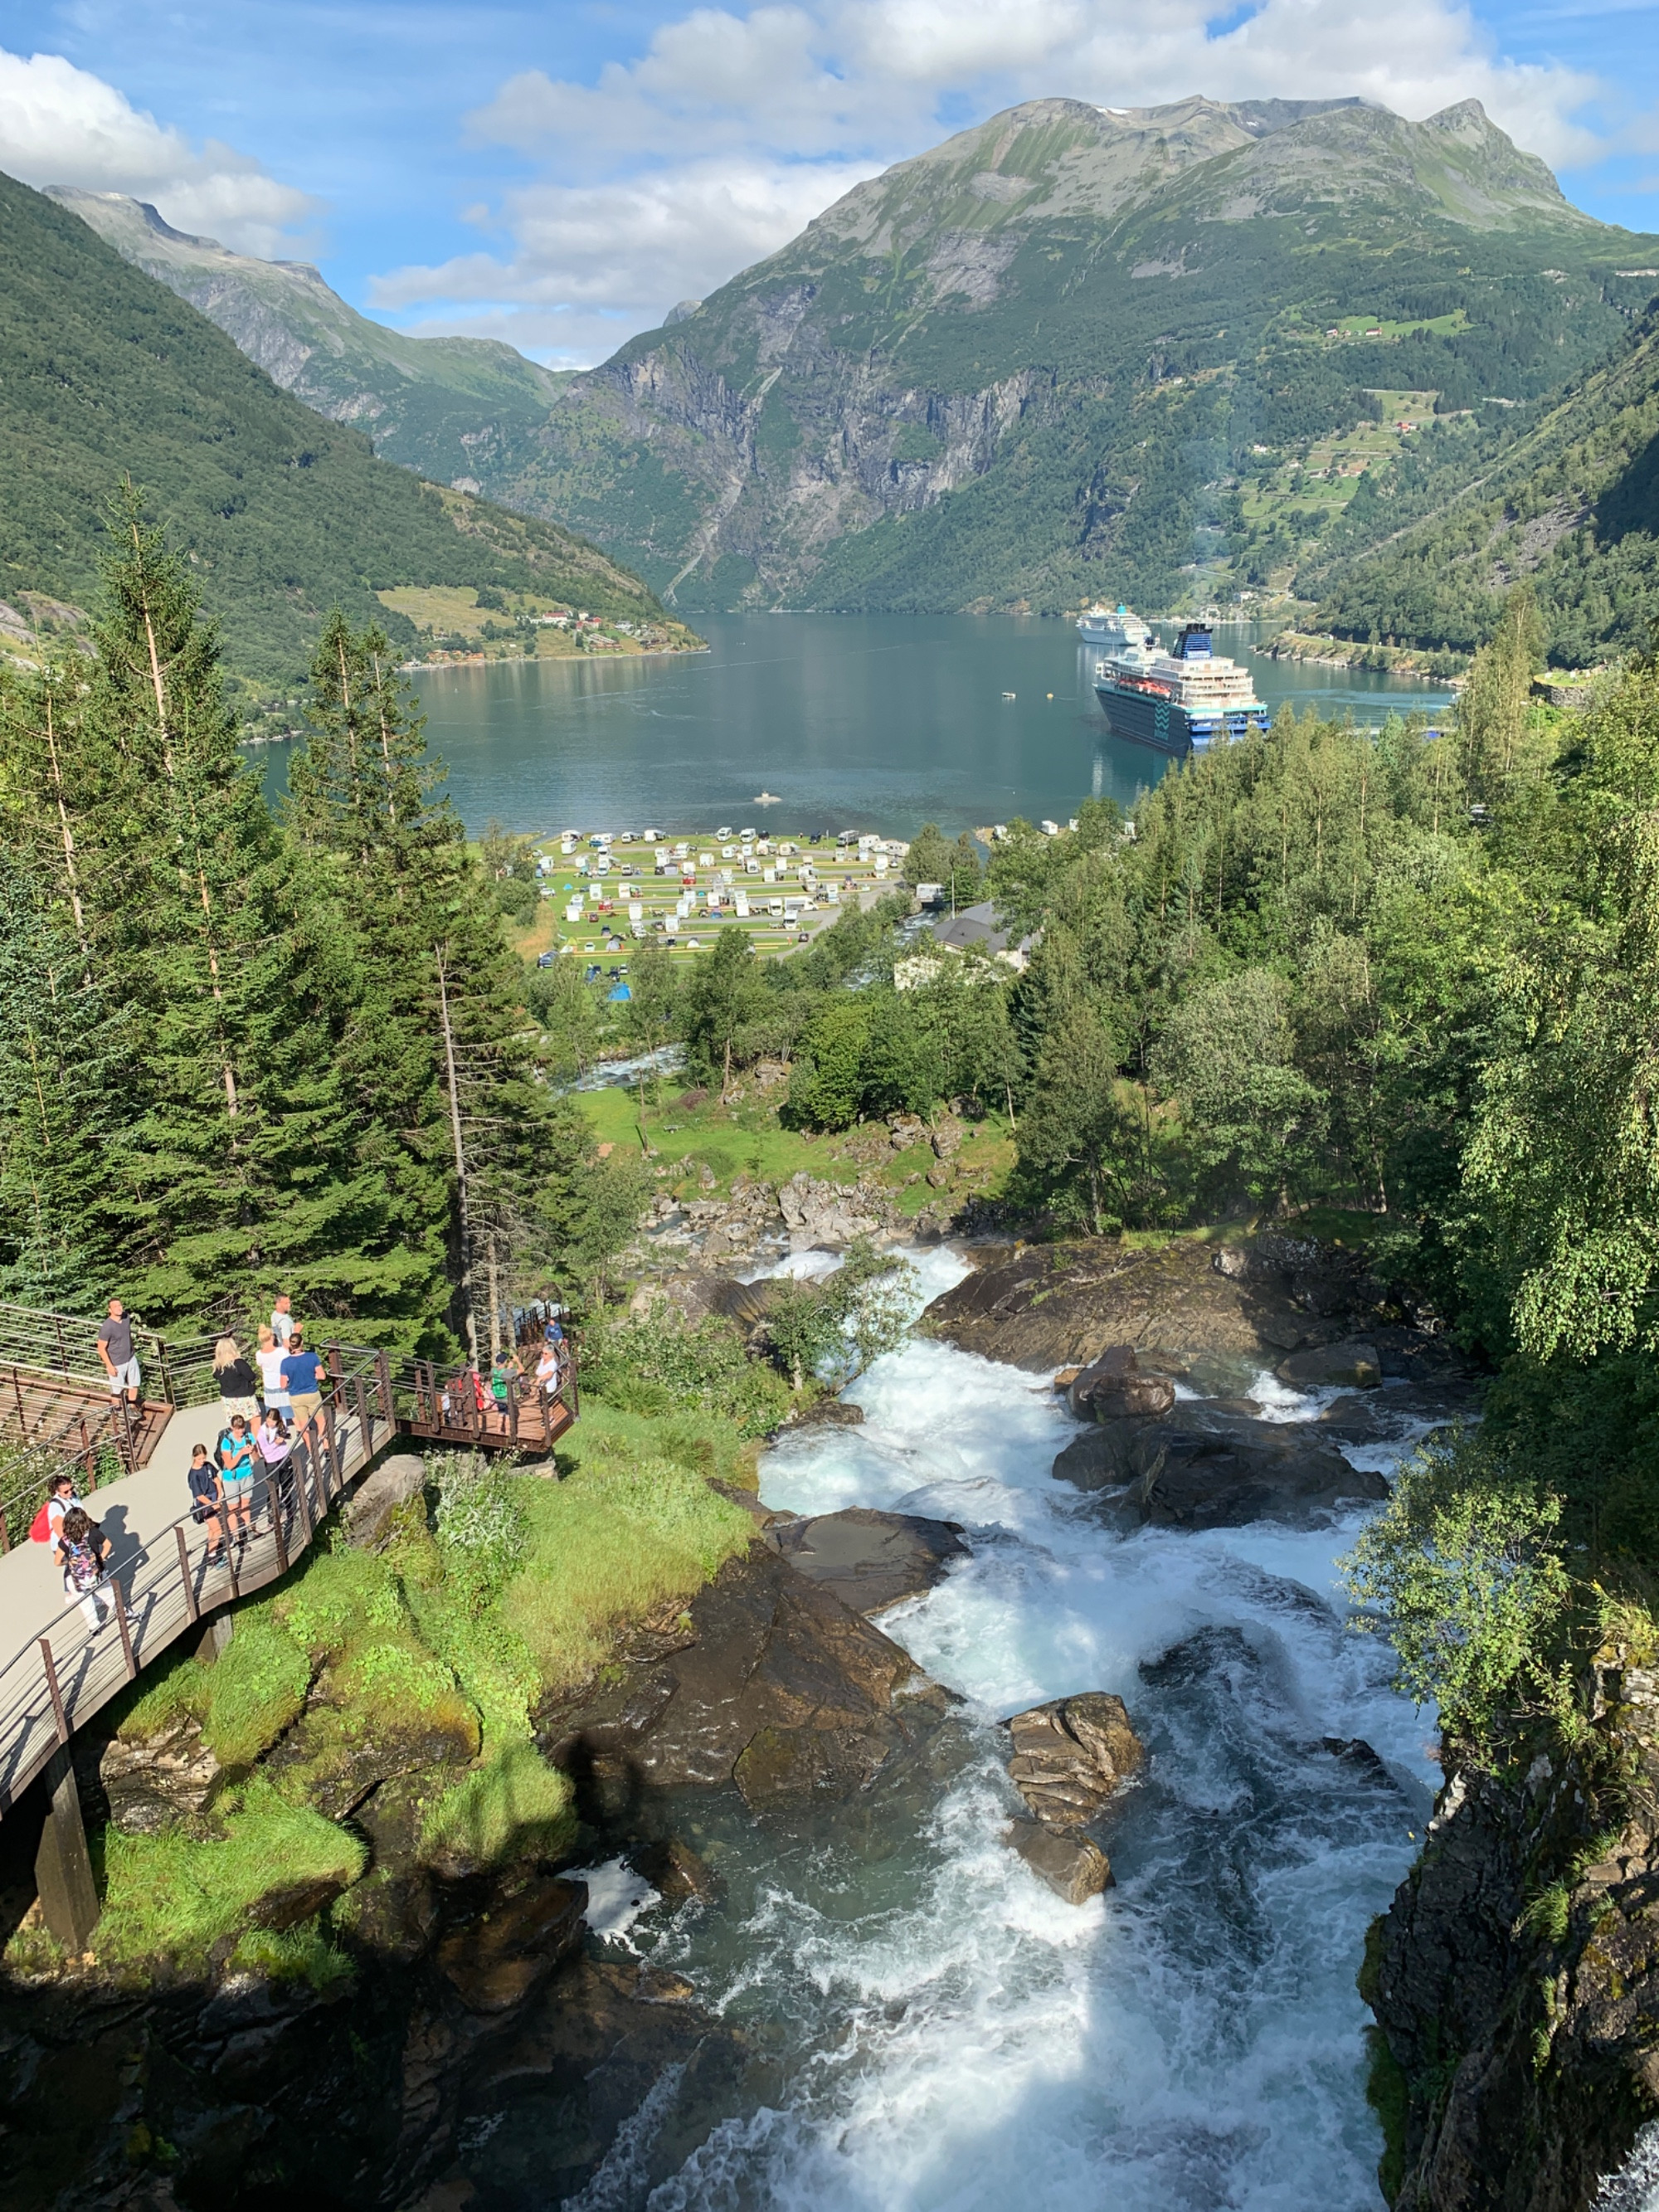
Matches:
[280,1328,326,1437]
[97,1298,141,1406]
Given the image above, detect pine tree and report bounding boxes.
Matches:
[290,613,562,1357]
[37,492,405,1328]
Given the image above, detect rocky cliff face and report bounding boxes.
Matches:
[1365,1648,1659,2209]
[508,96,1635,614]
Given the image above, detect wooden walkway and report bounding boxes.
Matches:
[0,1344,577,1822]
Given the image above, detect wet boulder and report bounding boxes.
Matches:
[436,1875,587,2013]
[1006,1819,1112,1904]
[1068,1344,1176,1423]
[1276,1338,1382,1390]
[1053,1415,1388,1527]
[771,1506,968,1616]
[1003,1693,1145,1827]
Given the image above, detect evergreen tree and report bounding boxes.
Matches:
[0,494,401,1328]
[290,612,562,1357]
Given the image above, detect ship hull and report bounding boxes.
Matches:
[1095,683,1268,754]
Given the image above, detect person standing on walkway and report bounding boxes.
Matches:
[214,1414,256,1548]
[97,1298,140,1407]
[270,1292,294,1351]
[30,1470,81,1547]
[55,1506,113,1631]
[213,1337,260,1425]
[187,1442,226,1563]
[254,1405,292,1524]
[281,1328,325,1437]
[255,1326,290,1425]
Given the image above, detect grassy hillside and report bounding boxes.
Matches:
[491,96,1658,621]
[0,170,693,704]
[48,188,572,495]
[1309,302,1659,663]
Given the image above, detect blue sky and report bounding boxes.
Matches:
[0,0,1654,368]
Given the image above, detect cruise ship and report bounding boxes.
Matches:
[1093,618,1269,754]
[1076,603,1153,651]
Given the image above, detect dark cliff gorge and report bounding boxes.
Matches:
[1365,1643,1659,2209]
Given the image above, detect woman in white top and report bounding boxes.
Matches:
[256,1325,291,1421]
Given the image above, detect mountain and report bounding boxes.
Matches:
[0,170,690,704]
[46,187,567,494]
[481,95,1659,616]
[1311,299,1659,665]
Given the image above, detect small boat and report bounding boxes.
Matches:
[753,791,781,805]
[1002,691,1015,701]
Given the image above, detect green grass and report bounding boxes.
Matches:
[419,1741,577,1871]
[502,1439,754,1690]
[116,1611,313,1770]
[581,1085,858,1196]
[91,1776,364,1977]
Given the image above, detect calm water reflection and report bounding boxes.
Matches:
[262,614,1457,839]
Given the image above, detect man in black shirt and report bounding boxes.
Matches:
[97,1298,141,1407]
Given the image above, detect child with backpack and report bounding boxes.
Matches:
[214,1414,256,1550]
[55,1506,112,1632]
[187,1442,226,1564]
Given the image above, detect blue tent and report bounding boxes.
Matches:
[606,981,633,1001]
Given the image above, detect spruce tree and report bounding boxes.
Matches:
[32,492,406,1328]
[291,614,562,1357]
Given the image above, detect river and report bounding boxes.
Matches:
[567,1248,1435,2210]
[261,616,1457,841]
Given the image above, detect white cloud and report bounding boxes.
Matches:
[375,0,1613,368]
[0,46,318,255]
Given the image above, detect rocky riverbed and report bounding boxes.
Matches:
[1,1229,1481,2210]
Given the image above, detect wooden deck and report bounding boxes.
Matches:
[0,1344,578,1821]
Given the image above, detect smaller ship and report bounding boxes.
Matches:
[1077,603,1154,652]
[1094,618,1269,755]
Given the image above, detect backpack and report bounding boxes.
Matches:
[30,1494,74,1543]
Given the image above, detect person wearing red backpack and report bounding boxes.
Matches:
[29,1472,80,1547]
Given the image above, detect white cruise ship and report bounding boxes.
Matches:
[1093,621,1269,754]
[1077,603,1155,652]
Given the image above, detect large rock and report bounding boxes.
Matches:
[1069,1344,1176,1422]
[346,1451,426,1548]
[538,1549,949,1815]
[1006,1819,1113,1903]
[435,1876,587,2013]
[99,1717,222,1833]
[1053,1414,1388,1527]
[777,1172,883,1249]
[1276,1337,1382,1390]
[771,1507,968,1615]
[922,1232,1436,1377]
[1004,1693,1144,1827]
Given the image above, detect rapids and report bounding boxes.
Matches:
[587,1247,1435,2210]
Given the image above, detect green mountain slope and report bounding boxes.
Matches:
[1309,302,1659,663]
[0,170,685,700]
[488,95,1658,616]
[46,187,570,493]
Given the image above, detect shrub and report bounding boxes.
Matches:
[581,1308,790,1436]
[1339,1432,1569,1741]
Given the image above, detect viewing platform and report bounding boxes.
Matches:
[0,1306,578,1942]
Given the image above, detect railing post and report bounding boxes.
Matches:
[293,1438,314,1544]
[40,1635,68,1743]
[110,1575,136,1681]
[174,1525,200,1626]
[323,1400,343,1496]
[376,1349,393,1424]
[270,1463,290,1572]
[508,1379,519,1446]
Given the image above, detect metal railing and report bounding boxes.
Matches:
[0,1337,580,1818]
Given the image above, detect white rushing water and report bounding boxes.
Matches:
[626,1247,1437,2212]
